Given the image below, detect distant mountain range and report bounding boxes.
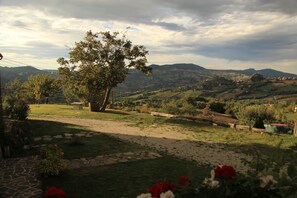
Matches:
[1,64,296,93]
[118,64,297,93]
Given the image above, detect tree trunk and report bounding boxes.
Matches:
[89,102,100,112]
[0,148,3,160]
[100,87,111,112]
[4,146,10,158]
[293,120,297,137]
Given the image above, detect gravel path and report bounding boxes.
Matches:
[30,116,251,173]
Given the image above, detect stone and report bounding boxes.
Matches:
[43,137,53,141]
[64,133,72,137]
[23,145,30,150]
[67,159,83,169]
[53,135,63,139]
[86,135,93,138]
[33,137,42,141]
[75,134,85,137]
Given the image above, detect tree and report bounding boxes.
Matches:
[57,31,151,112]
[24,74,58,104]
[3,79,29,120]
[236,105,275,130]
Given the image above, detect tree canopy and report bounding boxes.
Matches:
[57,30,151,112]
[24,74,58,104]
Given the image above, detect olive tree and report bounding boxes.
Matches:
[58,31,151,112]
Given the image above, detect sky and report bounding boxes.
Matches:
[0,0,297,74]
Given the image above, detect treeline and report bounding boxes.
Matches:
[113,92,296,130]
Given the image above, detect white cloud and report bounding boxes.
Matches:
[0,1,296,74]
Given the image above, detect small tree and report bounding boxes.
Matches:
[58,31,151,112]
[236,105,275,130]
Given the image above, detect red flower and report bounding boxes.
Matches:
[148,182,175,198]
[178,176,190,186]
[214,165,237,179]
[44,186,67,198]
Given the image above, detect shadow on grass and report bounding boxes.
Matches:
[28,119,91,137]
[17,119,297,197]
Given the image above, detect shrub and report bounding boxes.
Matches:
[36,144,65,176]
[137,165,287,198]
[3,96,29,120]
[136,105,150,113]
[236,105,275,129]
[208,101,226,114]
[3,120,32,153]
[161,101,181,115]
[180,103,197,116]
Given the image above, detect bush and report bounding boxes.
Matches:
[161,101,181,115]
[196,101,207,109]
[180,103,197,116]
[36,144,65,176]
[136,105,150,113]
[3,120,32,153]
[209,101,226,114]
[236,105,275,129]
[3,96,29,120]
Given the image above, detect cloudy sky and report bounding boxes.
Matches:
[0,0,297,74]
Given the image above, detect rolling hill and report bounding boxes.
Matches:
[1,64,296,96]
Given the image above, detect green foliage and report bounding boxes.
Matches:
[243,146,297,198]
[236,105,275,129]
[3,96,29,120]
[208,100,226,114]
[2,79,30,120]
[58,30,151,112]
[180,103,197,116]
[23,74,58,103]
[161,100,181,115]
[36,144,65,177]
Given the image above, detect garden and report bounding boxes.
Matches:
[1,103,297,197]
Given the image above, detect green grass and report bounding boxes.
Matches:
[286,113,297,121]
[29,104,169,124]
[42,156,210,198]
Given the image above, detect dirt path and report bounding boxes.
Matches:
[30,116,251,173]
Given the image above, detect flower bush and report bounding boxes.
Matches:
[136,165,289,198]
[148,182,175,198]
[44,186,67,198]
[36,144,65,176]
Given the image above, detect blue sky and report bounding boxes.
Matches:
[0,0,297,74]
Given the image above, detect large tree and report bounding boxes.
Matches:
[57,31,151,112]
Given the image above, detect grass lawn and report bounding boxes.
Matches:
[286,112,297,121]
[19,118,210,197]
[29,104,297,152]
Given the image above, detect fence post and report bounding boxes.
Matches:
[294,121,297,137]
